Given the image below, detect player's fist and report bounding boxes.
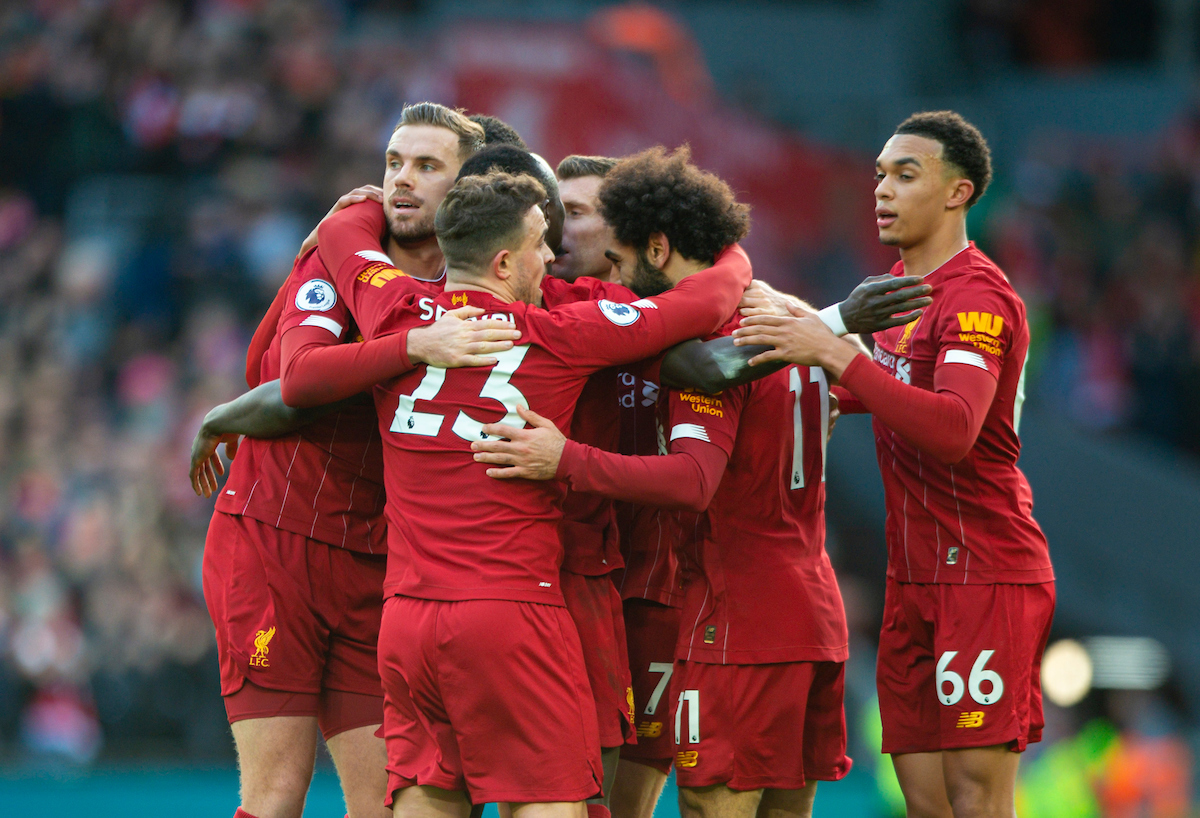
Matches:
[407,306,522,368]
[838,274,932,333]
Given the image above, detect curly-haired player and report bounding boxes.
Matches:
[598,145,749,298]
[733,111,1054,818]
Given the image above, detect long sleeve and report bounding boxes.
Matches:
[280,325,413,408]
[555,437,729,513]
[830,386,867,414]
[838,354,997,464]
[246,280,288,388]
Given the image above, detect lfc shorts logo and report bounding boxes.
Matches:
[956,711,985,728]
[250,626,276,668]
[676,750,699,768]
[626,687,637,723]
[637,721,663,738]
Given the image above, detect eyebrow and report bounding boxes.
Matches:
[604,250,621,263]
[880,156,922,169]
[385,151,443,165]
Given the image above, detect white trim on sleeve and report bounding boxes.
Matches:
[355,249,394,266]
[670,423,711,443]
[944,349,989,371]
[818,303,848,336]
[300,314,345,338]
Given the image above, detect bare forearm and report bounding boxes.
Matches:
[661,337,785,394]
[201,380,341,439]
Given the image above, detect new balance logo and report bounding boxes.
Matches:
[636,721,663,738]
[676,750,699,768]
[956,711,985,728]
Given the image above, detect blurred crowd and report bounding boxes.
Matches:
[0,2,1197,792]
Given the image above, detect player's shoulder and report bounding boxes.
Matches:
[939,246,1022,311]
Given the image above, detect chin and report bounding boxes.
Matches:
[878,231,902,247]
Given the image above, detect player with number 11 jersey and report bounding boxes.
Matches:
[554,316,851,799]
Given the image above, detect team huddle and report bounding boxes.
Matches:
[191,102,1054,818]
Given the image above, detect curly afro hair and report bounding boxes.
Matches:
[598,145,749,263]
[895,111,992,207]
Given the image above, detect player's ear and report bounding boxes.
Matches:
[947,178,974,211]
[492,248,512,280]
[647,232,670,270]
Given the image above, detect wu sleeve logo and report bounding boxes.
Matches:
[956,312,1003,336]
[296,279,337,312]
[598,299,641,326]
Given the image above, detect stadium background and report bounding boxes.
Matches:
[1,0,1199,815]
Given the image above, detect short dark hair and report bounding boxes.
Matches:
[457,145,559,200]
[557,155,618,181]
[435,172,547,272]
[598,145,749,264]
[468,114,527,149]
[895,111,992,207]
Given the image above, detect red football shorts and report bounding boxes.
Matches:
[876,579,1056,755]
[378,595,604,806]
[619,599,682,774]
[561,570,636,748]
[668,660,852,791]
[202,511,385,739]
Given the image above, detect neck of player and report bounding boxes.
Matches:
[898,213,969,279]
[387,235,445,281]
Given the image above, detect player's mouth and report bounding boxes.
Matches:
[391,197,421,213]
[876,207,898,229]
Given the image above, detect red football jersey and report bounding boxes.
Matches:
[215,249,386,554]
[867,243,1052,584]
[355,266,747,606]
[667,348,848,665]
[559,367,624,576]
[612,360,685,607]
[312,202,705,581]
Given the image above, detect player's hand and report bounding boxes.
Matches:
[838,274,932,333]
[407,306,522,368]
[296,185,385,257]
[738,280,817,318]
[471,406,565,480]
[732,314,845,368]
[828,391,840,442]
[190,426,241,498]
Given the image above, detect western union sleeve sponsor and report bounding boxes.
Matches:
[956,311,1004,337]
[679,391,724,417]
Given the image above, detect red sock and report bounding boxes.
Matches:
[586,804,611,818]
[234,809,261,818]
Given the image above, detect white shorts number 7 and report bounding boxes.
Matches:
[645,662,673,715]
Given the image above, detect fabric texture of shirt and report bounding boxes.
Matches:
[845,243,1052,585]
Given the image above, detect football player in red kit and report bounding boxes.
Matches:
[279,171,751,817]
[732,111,1054,818]
[471,150,856,818]
[191,104,514,818]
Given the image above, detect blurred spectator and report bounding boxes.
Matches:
[0,0,1197,771]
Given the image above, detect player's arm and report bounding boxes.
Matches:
[246,280,288,388]
[189,380,358,497]
[470,407,729,513]
[734,294,1009,463]
[539,243,753,370]
[660,273,928,394]
[279,308,523,408]
[296,185,384,258]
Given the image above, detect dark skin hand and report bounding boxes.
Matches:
[838,274,933,333]
[189,380,365,497]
